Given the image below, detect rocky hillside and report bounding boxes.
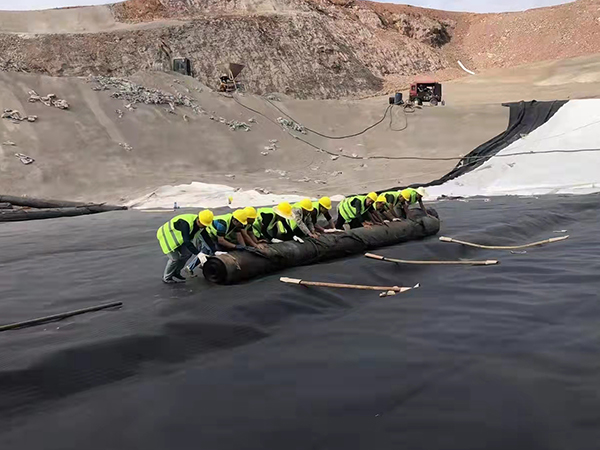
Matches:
[0,0,599,98]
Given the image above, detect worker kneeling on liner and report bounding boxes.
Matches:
[253,202,295,242]
[335,192,378,230]
[380,190,404,219]
[157,210,217,284]
[286,198,319,239]
[208,209,249,251]
[240,206,268,250]
[399,187,429,218]
[373,195,396,222]
[311,197,335,232]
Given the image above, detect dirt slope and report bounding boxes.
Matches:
[0,70,507,203]
[1,0,599,98]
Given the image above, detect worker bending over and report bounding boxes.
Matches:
[287,198,319,239]
[311,197,335,232]
[335,192,378,230]
[399,187,429,218]
[157,210,216,284]
[208,209,249,250]
[241,206,268,250]
[253,202,295,242]
[379,190,403,218]
[374,195,397,222]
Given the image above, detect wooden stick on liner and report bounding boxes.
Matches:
[365,253,498,266]
[280,277,419,298]
[438,235,569,250]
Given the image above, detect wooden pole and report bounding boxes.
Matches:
[280,277,417,293]
[0,302,123,332]
[439,235,569,250]
[365,253,499,266]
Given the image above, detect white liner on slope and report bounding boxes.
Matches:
[427,99,600,198]
[128,181,344,210]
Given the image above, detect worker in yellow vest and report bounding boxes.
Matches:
[335,192,378,230]
[379,190,403,218]
[288,198,319,238]
[399,187,429,218]
[310,197,335,232]
[253,202,295,242]
[156,210,216,284]
[240,206,268,249]
[373,195,397,222]
[207,209,249,250]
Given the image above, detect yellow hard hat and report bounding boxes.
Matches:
[319,196,332,210]
[367,192,378,202]
[376,195,387,203]
[198,210,214,227]
[274,202,293,220]
[244,206,258,219]
[401,189,412,201]
[232,209,248,225]
[299,198,314,211]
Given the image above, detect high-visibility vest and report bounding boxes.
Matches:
[253,207,278,238]
[383,191,401,206]
[208,214,238,243]
[401,188,418,204]
[338,195,370,221]
[156,214,197,254]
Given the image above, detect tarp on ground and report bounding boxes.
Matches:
[1,194,600,449]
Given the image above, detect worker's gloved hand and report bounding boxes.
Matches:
[215,251,228,256]
[392,218,401,222]
[384,220,390,223]
[271,238,283,243]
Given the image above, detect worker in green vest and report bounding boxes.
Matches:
[253,202,295,242]
[310,196,335,232]
[399,187,429,218]
[240,206,268,249]
[373,195,397,222]
[335,192,378,230]
[380,190,403,219]
[156,210,216,284]
[288,198,319,239]
[207,209,249,250]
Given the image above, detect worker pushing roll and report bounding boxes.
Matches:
[379,190,403,218]
[399,187,429,218]
[253,202,295,242]
[208,209,249,250]
[335,192,378,230]
[240,206,268,250]
[374,195,397,222]
[287,198,319,239]
[157,210,217,284]
[310,197,335,232]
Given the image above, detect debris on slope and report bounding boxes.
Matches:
[277,117,306,134]
[89,76,203,113]
[14,153,35,165]
[28,91,69,109]
[2,110,37,122]
[2,141,16,146]
[227,121,251,131]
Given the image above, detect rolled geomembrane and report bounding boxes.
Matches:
[203,208,440,284]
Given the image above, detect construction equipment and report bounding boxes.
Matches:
[173,58,192,76]
[219,63,245,92]
[409,81,444,106]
